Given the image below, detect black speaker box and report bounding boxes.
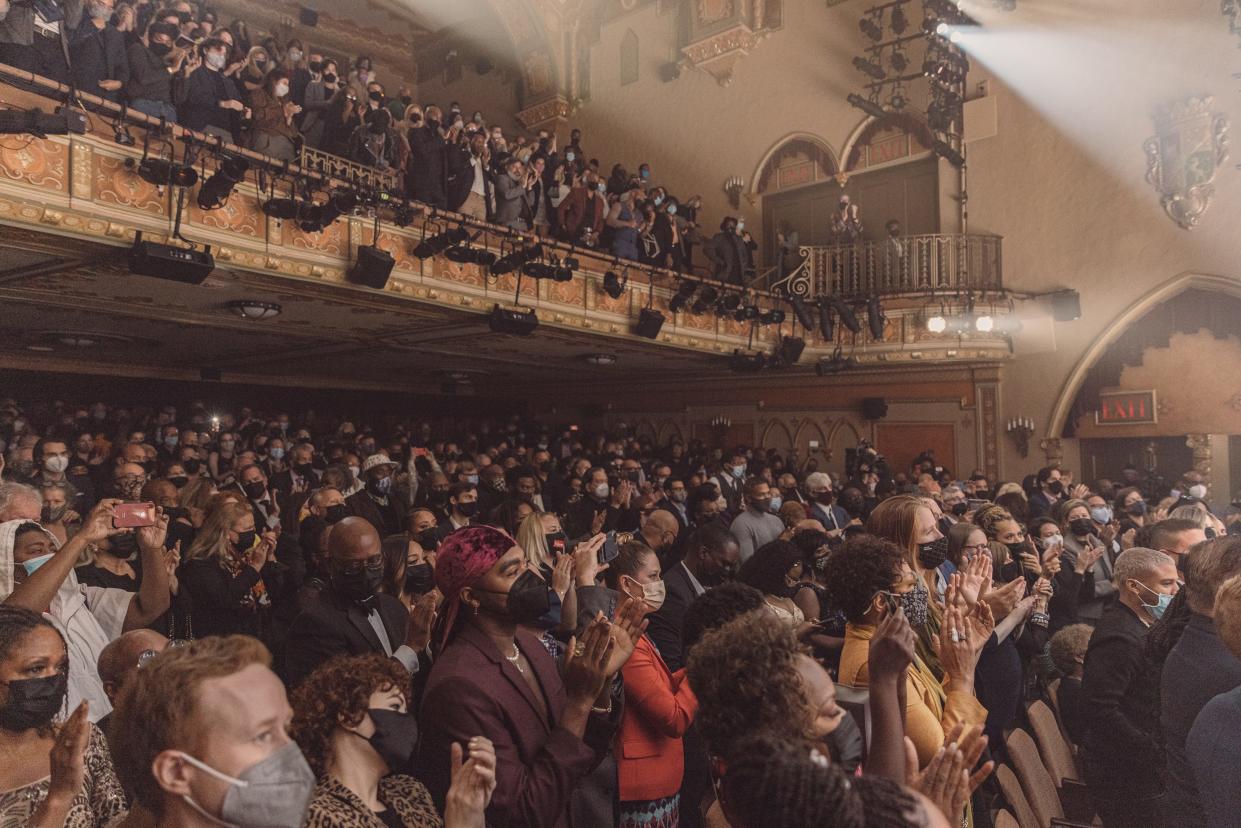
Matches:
[299,7,319,26]
[348,244,395,289]
[862,397,889,420]
[128,234,214,284]
[635,308,665,339]
[489,305,539,336]
[1052,290,1081,321]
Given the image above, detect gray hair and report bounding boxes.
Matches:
[943,484,964,499]
[1169,502,1209,529]
[1113,547,1175,588]
[0,481,40,517]
[805,472,831,491]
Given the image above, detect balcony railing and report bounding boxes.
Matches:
[766,234,1003,299]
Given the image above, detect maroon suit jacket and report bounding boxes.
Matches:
[416,624,614,828]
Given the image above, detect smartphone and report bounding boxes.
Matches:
[210,415,220,432]
[966,498,989,511]
[113,502,157,528]
[413,447,428,458]
[175,33,195,48]
[598,530,619,565]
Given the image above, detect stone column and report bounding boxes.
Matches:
[1186,433,1212,493]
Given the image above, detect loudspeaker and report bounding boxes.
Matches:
[862,397,889,420]
[299,7,319,26]
[1051,290,1081,321]
[778,336,806,365]
[348,245,395,289]
[489,304,539,336]
[128,233,214,284]
[635,308,666,339]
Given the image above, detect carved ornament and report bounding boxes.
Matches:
[1144,96,1230,230]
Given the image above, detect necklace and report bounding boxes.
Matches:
[505,643,525,674]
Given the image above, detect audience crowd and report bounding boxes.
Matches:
[0,0,768,281]
[1,394,1240,827]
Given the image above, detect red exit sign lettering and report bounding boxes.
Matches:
[1096,390,1158,425]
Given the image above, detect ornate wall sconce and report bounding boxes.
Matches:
[1144,97,1230,230]
[724,176,745,209]
[1007,418,1034,458]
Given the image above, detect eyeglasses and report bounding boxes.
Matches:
[962,543,990,553]
[337,556,383,576]
[137,638,190,667]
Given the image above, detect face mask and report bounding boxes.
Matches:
[1127,501,1148,517]
[951,501,969,517]
[900,580,930,627]
[1070,518,1095,538]
[367,477,392,496]
[355,708,419,772]
[309,61,322,72]
[1189,484,1208,500]
[288,49,303,62]
[206,51,226,69]
[22,552,55,576]
[670,490,688,503]
[1006,541,1028,558]
[653,195,663,206]
[731,465,746,479]
[368,118,387,135]
[43,455,69,474]
[275,82,289,97]
[667,204,677,215]
[1132,580,1173,620]
[270,448,285,461]
[1047,480,1064,495]
[465,474,479,485]
[243,481,266,500]
[1090,506,1113,525]
[349,465,361,480]
[414,529,438,551]
[322,72,337,84]
[163,435,179,449]
[640,169,650,179]
[150,41,173,57]
[816,491,834,505]
[479,569,550,625]
[917,537,949,569]
[597,182,607,194]
[324,504,348,525]
[565,152,575,162]
[427,118,441,130]
[400,94,412,105]
[178,741,315,828]
[593,483,610,499]
[625,576,667,611]
[0,670,67,731]
[544,531,567,554]
[333,562,382,604]
[737,221,746,231]
[168,475,188,489]
[455,500,479,518]
[41,504,67,524]
[1041,533,1063,549]
[768,495,783,513]
[404,561,436,595]
[233,530,257,555]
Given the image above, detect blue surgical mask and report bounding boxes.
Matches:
[731,465,746,479]
[270,447,285,460]
[565,152,575,162]
[1133,580,1172,620]
[466,474,479,485]
[769,495,783,513]
[1090,506,1113,525]
[22,552,55,576]
[653,195,663,206]
[667,204,677,215]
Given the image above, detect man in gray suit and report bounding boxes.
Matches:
[494,154,535,231]
[0,0,84,85]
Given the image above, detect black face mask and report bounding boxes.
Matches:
[816,491,834,505]
[1006,541,1028,558]
[183,458,201,475]
[699,557,738,588]
[322,72,337,84]
[400,95,412,105]
[480,569,550,625]
[414,528,438,550]
[1047,480,1064,496]
[168,475,188,489]
[308,61,322,72]
[456,500,479,518]
[233,530,256,555]
[368,90,384,102]
[404,562,435,595]
[544,531,567,555]
[163,505,188,523]
[368,119,387,135]
[918,537,950,569]
[333,563,382,605]
[1127,501,1148,517]
[1069,518,1095,537]
[243,481,266,500]
[951,501,969,517]
[426,118,440,131]
[362,708,418,772]
[295,463,315,478]
[324,504,349,525]
[150,41,173,57]
[0,670,67,731]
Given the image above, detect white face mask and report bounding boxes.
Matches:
[44,455,69,474]
[592,483,610,499]
[625,577,666,612]
[1189,484,1208,500]
[275,82,289,97]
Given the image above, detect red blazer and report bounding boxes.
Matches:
[416,624,613,828]
[617,634,699,801]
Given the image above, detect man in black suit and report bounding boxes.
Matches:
[281,517,434,688]
[407,104,447,208]
[711,451,747,515]
[1028,466,1065,520]
[0,0,83,85]
[646,523,741,672]
[1079,547,1180,827]
[656,476,691,533]
[346,453,403,537]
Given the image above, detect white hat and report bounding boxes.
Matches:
[361,453,399,474]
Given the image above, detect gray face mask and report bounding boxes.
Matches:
[178,741,315,828]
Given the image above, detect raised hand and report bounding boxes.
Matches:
[562,616,615,706]
[933,603,980,685]
[1074,542,1106,575]
[981,576,1026,621]
[551,554,574,598]
[48,701,90,801]
[79,499,122,544]
[406,589,440,651]
[444,737,497,828]
[868,604,915,686]
[572,534,607,587]
[958,552,992,610]
[963,598,994,653]
[136,508,170,554]
[606,599,649,676]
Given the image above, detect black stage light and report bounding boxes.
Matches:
[890,48,909,73]
[522,260,557,280]
[445,244,497,267]
[691,286,719,314]
[847,93,888,120]
[831,295,862,334]
[932,139,966,168]
[262,198,300,220]
[778,336,806,365]
[859,15,883,41]
[197,156,249,210]
[393,202,418,228]
[867,296,886,340]
[890,4,908,33]
[635,308,665,339]
[790,295,816,330]
[718,293,742,313]
[489,304,539,336]
[669,279,697,313]
[729,350,769,372]
[602,270,627,299]
[818,300,836,341]
[348,244,395,289]
[733,304,760,323]
[413,226,470,258]
[759,308,786,326]
[852,56,886,80]
[130,157,198,188]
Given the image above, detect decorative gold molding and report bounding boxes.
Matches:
[516,95,572,130]
[680,23,763,86]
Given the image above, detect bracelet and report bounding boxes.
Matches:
[591,700,613,715]
[1029,611,1050,628]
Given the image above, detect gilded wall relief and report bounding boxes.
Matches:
[0,139,67,190]
[1144,97,1230,230]
[93,155,167,214]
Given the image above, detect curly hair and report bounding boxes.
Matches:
[720,732,924,828]
[290,653,411,778]
[1048,624,1092,676]
[973,503,1015,539]
[682,582,765,654]
[687,611,812,762]
[821,534,904,624]
[737,540,804,598]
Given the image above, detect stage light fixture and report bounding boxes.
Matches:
[975,314,994,332]
[817,300,836,341]
[718,293,742,312]
[759,309,786,326]
[669,279,698,313]
[729,350,769,373]
[890,48,908,73]
[847,93,888,120]
[890,4,908,33]
[130,157,198,189]
[790,295,816,330]
[815,349,859,376]
[932,138,966,168]
[197,156,249,210]
[778,336,806,365]
[691,286,720,315]
[867,296,886,340]
[926,314,948,333]
[734,304,760,323]
[413,226,470,258]
[635,308,666,339]
[889,87,909,111]
[859,15,883,41]
[602,270,627,299]
[522,259,557,280]
[444,244,497,267]
[831,296,862,334]
[392,202,418,228]
[262,198,300,220]
[852,55,886,81]
[227,300,281,320]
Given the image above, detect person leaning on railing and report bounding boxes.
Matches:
[124,20,181,123]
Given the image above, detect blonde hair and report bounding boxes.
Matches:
[1214,574,1241,660]
[778,501,807,530]
[515,510,556,572]
[185,496,250,564]
[866,495,923,567]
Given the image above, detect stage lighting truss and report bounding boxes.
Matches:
[669,278,699,314]
[815,346,859,376]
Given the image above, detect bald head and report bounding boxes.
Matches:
[98,629,170,702]
[328,516,381,562]
[646,509,679,537]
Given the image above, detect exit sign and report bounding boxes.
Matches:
[1096,390,1158,425]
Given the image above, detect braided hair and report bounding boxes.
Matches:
[0,605,62,663]
[720,732,926,828]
